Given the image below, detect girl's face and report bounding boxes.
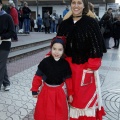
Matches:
[51,43,64,60]
[71,0,84,16]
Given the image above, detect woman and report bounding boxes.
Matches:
[0,0,15,90]
[57,0,106,120]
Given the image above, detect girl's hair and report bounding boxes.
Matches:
[70,0,89,14]
[51,36,66,48]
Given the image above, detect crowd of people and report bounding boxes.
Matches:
[100,8,120,49]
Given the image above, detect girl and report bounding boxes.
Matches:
[31,36,73,120]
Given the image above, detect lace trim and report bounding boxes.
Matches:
[70,106,96,118]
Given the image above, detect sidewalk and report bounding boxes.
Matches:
[11,32,56,47]
[0,35,120,120]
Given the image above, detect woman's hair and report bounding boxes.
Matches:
[88,2,94,12]
[70,0,89,14]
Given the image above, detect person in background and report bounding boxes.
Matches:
[100,8,113,49]
[63,5,69,17]
[36,14,42,32]
[30,17,34,32]
[50,13,55,33]
[55,13,59,33]
[31,36,73,120]
[112,15,120,48]
[88,2,100,21]
[22,2,31,34]
[43,10,50,34]
[57,15,63,31]
[57,0,106,119]
[8,0,18,41]
[0,0,15,91]
[18,7,23,30]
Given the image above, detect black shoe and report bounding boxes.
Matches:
[116,46,119,49]
[112,46,116,48]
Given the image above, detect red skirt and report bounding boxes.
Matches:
[65,57,106,120]
[34,83,68,120]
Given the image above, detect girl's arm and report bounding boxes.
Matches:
[30,69,43,97]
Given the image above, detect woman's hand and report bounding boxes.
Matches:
[32,95,38,98]
[68,95,73,103]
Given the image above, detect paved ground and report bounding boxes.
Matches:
[0,32,120,120]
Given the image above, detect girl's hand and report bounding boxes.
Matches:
[68,95,73,103]
[33,95,38,98]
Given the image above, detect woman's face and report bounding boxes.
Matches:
[71,0,84,16]
[51,43,64,60]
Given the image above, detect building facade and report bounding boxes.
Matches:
[3,0,118,20]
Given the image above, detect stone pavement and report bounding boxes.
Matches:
[0,34,120,120]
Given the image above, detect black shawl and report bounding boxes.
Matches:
[57,15,106,64]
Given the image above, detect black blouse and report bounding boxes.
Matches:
[36,56,72,85]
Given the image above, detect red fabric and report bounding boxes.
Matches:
[65,77,74,96]
[30,75,42,92]
[34,83,68,120]
[70,107,106,120]
[10,7,19,25]
[45,51,51,57]
[86,58,102,70]
[70,117,96,120]
[65,57,96,108]
[96,107,106,120]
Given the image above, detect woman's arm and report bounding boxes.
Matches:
[65,77,74,103]
[86,58,102,70]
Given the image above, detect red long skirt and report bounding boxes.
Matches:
[34,83,68,120]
